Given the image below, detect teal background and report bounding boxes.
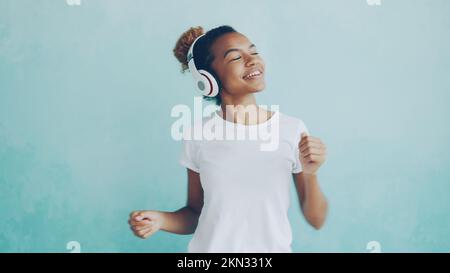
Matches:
[1,0,449,252]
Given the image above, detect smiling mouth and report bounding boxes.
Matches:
[243,70,263,80]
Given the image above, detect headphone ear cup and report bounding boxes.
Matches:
[198,69,219,97]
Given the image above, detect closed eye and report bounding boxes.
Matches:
[229,52,258,62]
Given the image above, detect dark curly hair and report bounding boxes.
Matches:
[173,25,237,105]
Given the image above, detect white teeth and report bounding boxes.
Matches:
[244,70,262,80]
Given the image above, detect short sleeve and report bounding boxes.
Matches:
[179,131,200,173]
[292,120,310,174]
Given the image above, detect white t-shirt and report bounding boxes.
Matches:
[179,109,309,253]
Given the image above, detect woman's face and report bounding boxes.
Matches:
[210,32,266,96]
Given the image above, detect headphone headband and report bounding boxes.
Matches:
[186,34,204,63]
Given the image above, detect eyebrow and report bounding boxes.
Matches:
[223,44,256,59]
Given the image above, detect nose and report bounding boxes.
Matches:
[245,53,259,67]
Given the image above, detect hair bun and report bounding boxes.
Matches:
[173,26,204,73]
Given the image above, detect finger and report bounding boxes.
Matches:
[302,152,323,160]
[302,134,321,141]
[298,141,323,151]
[130,219,151,227]
[130,211,140,219]
[300,132,309,144]
[302,146,326,156]
[304,154,326,162]
[300,143,323,154]
[129,220,150,231]
[142,228,158,239]
[133,221,153,231]
[301,149,324,158]
[299,136,322,146]
[304,154,319,162]
[136,227,153,238]
[133,211,149,221]
[135,225,152,234]
[137,210,158,221]
[298,142,325,152]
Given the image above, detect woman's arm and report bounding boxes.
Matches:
[293,172,328,229]
[129,169,204,238]
[293,132,328,229]
[159,168,204,234]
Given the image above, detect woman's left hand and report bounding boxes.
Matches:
[298,132,327,175]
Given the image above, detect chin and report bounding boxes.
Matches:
[250,83,266,93]
[252,87,265,93]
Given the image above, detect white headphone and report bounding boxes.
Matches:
[186,34,219,97]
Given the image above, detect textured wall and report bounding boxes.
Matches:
[0,0,449,252]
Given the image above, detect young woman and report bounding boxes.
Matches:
[128,26,328,253]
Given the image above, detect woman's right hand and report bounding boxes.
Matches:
[128,210,164,239]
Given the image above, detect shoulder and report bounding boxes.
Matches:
[278,112,308,134]
[276,112,309,148]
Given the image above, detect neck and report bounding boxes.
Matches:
[219,92,272,125]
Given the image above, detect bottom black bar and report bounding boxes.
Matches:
[0,253,448,272]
